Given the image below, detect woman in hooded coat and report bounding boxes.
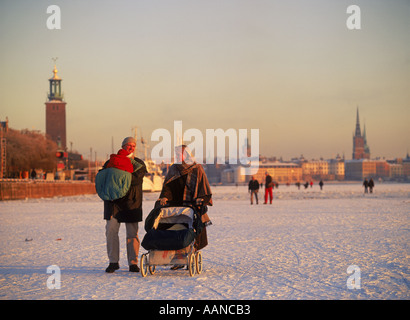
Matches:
[157,145,212,268]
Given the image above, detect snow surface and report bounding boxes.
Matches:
[0,183,409,300]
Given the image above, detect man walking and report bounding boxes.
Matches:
[248,176,260,204]
[363,178,369,194]
[368,178,375,193]
[101,137,147,273]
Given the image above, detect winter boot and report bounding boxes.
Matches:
[105,263,119,273]
[129,265,140,272]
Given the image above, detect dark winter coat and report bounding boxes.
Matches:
[159,162,213,207]
[248,179,259,191]
[103,157,147,223]
[265,174,273,188]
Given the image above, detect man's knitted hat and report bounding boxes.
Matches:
[121,137,136,147]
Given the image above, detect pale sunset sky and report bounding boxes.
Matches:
[1,0,409,161]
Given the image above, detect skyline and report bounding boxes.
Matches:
[1,0,409,161]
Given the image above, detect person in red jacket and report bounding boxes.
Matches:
[264,171,273,204]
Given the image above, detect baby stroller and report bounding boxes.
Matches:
[140,203,206,277]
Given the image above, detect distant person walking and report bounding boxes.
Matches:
[248,176,260,205]
[363,178,369,193]
[368,178,375,193]
[264,172,273,204]
[319,180,324,190]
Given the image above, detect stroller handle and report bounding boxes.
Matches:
[157,198,205,207]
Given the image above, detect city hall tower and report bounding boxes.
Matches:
[45,62,67,150]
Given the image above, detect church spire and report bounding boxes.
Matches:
[355,107,361,137]
[363,122,370,155]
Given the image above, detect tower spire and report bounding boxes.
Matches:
[48,58,63,101]
[355,106,361,137]
[363,121,370,157]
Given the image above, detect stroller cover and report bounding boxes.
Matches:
[141,206,197,251]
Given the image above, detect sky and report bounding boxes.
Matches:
[0,0,409,161]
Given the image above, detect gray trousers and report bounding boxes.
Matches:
[250,190,259,204]
[105,217,140,266]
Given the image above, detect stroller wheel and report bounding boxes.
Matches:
[149,265,156,275]
[188,253,196,277]
[140,254,148,277]
[195,251,202,274]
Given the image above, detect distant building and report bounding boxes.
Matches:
[218,162,303,185]
[345,160,375,180]
[220,167,237,184]
[402,153,410,179]
[253,162,302,184]
[301,160,328,179]
[345,159,393,180]
[203,163,227,184]
[389,163,403,178]
[45,63,67,150]
[328,157,345,180]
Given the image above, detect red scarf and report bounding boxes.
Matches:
[106,149,133,173]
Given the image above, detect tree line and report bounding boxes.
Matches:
[4,128,58,177]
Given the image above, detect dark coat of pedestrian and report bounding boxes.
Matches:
[368,178,375,193]
[363,178,369,193]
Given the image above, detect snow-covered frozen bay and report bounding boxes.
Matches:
[0,183,409,300]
